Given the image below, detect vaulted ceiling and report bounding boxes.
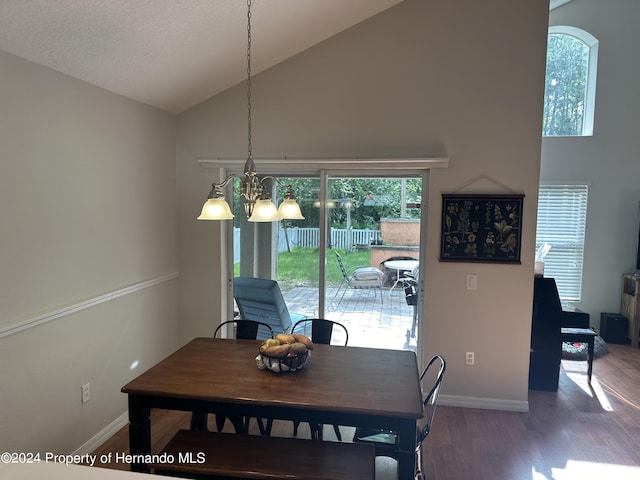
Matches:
[0,0,565,114]
[0,0,404,113]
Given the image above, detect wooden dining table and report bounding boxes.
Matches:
[121,337,424,480]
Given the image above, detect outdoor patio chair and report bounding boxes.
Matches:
[190,319,275,436]
[334,252,384,305]
[402,265,420,282]
[403,265,420,338]
[233,277,305,338]
[353,354,446,479]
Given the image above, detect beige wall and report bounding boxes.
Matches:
[544,0,640,325]
[0,0,556,456]
[177,0,549,408]
[0,51,180,453]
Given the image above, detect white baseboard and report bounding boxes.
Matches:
[439,394,529,412]
[73,412,129,456]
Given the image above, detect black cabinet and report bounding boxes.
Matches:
[528,277,590,391]
[529,278,562,391]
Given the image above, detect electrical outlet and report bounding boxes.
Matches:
[81,383,91,404]
[465,352,475,366]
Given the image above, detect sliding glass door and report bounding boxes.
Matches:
[230,166,428,353]
[322,175,423,351]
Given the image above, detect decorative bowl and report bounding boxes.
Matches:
[256,350,310,373]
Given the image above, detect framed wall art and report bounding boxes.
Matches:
[440,193,524,263]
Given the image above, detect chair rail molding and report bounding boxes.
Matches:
[0,271,179,339]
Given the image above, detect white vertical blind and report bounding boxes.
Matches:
[536,184,589,302]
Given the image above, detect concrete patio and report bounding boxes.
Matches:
[282,285,417,352]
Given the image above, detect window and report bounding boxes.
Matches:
[536,184,588,302]
[542,26,598,137]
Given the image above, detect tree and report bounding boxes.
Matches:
[542,33,589,136]
[276,177,421,229]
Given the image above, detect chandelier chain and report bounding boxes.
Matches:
[246,0,252,161]
[197,0,303,222]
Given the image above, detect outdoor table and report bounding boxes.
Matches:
[384,259,419,292]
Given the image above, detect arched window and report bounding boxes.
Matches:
[542,26,598,137]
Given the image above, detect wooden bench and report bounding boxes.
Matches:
[151,430,375,480]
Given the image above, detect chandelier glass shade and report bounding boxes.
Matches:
[198,197,234,221]
[197,0,303,223]
[278,197,305,220]
[197,158,304,222]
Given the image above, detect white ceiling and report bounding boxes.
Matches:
[0,0,404,114]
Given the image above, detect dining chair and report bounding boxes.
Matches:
[190,319,275,435]
[233,277,305,337]
[291,317,349,346]
[352,354,446,479]
[289,318,349,440]
[214,319,274,341]
[334,252,384,305]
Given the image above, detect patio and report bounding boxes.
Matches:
[282,285,417,352]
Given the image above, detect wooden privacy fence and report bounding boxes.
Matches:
[233,227,380,262]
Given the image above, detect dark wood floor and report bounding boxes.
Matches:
[92,343,640,479]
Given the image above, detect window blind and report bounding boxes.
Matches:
[536,184,588,302]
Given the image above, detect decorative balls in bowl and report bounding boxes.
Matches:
[256,333,314,373]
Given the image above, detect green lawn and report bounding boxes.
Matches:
[234,248,372,290]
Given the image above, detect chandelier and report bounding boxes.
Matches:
[197,0,304,222]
